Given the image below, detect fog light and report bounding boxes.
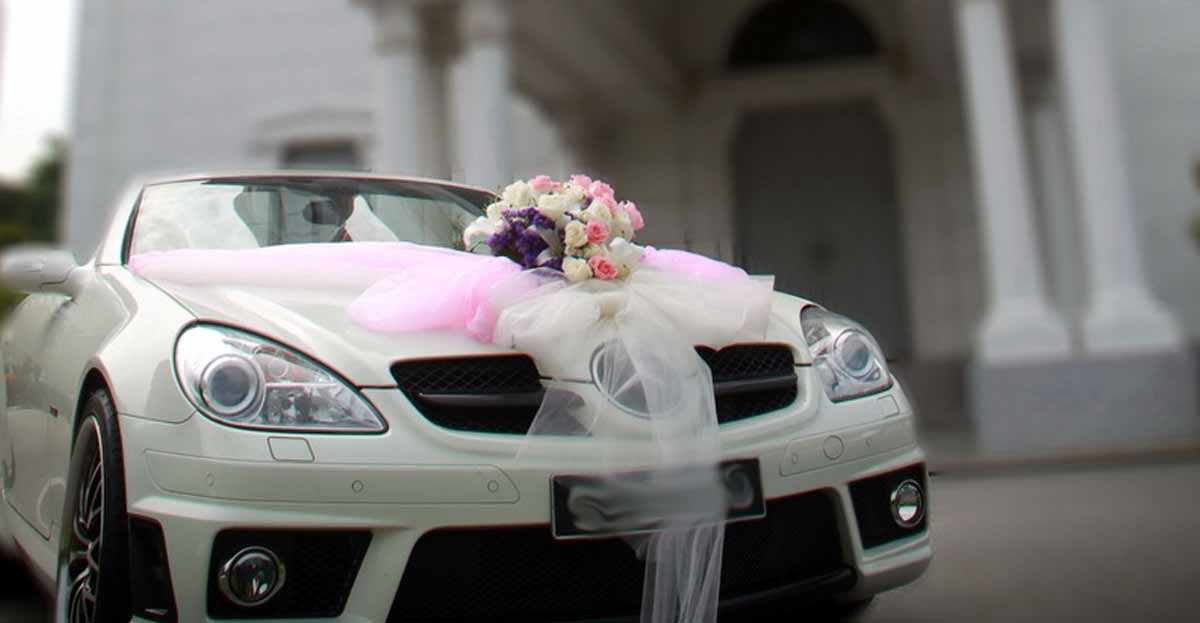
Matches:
[218,547,285,607]
[889,479,924,528]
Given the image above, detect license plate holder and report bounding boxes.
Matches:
[551,458,766,539]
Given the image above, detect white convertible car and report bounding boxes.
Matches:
[0,172,929,622]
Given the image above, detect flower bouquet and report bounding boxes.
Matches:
[464,174,645,282]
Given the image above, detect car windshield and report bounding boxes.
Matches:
[127,176,492,257]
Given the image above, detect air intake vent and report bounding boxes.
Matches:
[391,355,546,434]
[387,490,846,622]
[699,344,800,424]
[207,530,371,619]
[129,516,177,622]
[849,463,928,549]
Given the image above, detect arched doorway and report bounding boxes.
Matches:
[730,1,910,358]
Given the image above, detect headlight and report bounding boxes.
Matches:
[175,324,386,433]
[800,307,892,402]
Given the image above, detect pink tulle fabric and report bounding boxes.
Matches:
[129,242,753,341]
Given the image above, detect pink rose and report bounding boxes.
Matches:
[589,255,618,280]
[569,174,593,189]
[586,219,610,244]
[529,175,559,194]
[620,201,644,230]
[587,180,614,201]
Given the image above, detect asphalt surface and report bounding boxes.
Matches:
[848,459,1200,622]
[3,459,1198,622]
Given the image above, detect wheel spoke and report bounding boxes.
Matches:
[72,513,93,546]
[82,460,102,517]
[69,548,89,565]
[87,540,102,574]
[85,505,103,532]
[66,425,104,623]
[69,572,86,620]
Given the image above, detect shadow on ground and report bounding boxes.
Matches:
[0,557,47,623]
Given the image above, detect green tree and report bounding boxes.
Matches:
[0,138,66,316]
[23,137,65,242]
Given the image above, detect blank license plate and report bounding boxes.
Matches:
[551,458,766,539]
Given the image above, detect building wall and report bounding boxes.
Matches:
[1103,0,1200,341]
[607,0,984,363]
[65,0,375,257]
[64,0,1199,353]
[63,0,565,258]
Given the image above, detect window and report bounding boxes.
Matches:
[729,1,878,69]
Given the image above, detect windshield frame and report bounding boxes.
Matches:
[120,174,495,264]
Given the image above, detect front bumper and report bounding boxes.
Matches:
[119,384,931,622]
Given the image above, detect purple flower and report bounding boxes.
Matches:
[488,206,565,270]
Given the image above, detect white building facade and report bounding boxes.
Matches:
[64,0,1200,453]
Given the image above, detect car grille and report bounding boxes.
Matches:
[697,344,800,424]
[392,345,799,434]
[386,490,843,622]
[391,355,545,434]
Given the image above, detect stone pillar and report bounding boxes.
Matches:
[954,0,1070,364]
[365,0,447,178]
[455,0,513,191]
[1028,99,1086,342]
[1052,0,1182,354]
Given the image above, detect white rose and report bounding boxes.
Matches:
[564,220,587,248]
[563,256,592,282]
[612,210,634,240]
[584,200,613,225]
[486,201,506,221]
[536,192,575,222]
[501,181,536,208]
[560,184,587,204]
[463,217,495,249]
[583,244,607,259]
[609,237,643,271]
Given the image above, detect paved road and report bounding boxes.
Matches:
[850,459,1200,622]
[4,459,1199,622]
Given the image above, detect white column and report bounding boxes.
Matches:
[1052,0,1182,354]
[366,0,447,178]
[456,0,513,191]
[955,0,1070,365]
[1028,100,1086,339]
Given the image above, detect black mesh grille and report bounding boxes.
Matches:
[207,530,371,619]
[392,355,543,434]
[391,355,543,394]
[849,463,928,549]
[393,346,799,434]
[387,490,843,622]
[697,344,795,381]
[714,385,800,424]
[700,344,800,424]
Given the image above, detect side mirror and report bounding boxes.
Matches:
[0,246,83,296]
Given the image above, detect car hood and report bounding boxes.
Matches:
[148,279,814,386]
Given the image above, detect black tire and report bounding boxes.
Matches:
[54,390,132,623]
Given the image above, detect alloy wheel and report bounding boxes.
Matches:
[66,421,104,623]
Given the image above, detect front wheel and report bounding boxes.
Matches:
[55,391,131,623]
